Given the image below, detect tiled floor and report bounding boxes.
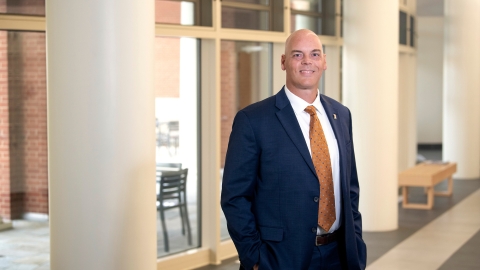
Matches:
[198,149,480,270]
[1,150,479,270]
[0,220,50,270]
[368,188,480,270]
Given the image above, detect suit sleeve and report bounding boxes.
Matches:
[347,108,367,269]
[221,111,261,270]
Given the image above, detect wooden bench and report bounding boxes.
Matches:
[398,162,457,209]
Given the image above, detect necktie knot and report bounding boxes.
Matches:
[304,105,316,116]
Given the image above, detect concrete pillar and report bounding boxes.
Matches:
[443,0,480,179]
[416,17,444,145]
[47,1,156,269]
[324,46,341,102]
[343,0,399,231]
[398,53,417,172]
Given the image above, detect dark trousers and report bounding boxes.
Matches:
[307,241,342,270]
[239,241,343,270]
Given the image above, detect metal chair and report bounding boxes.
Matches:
[157,168,192,252]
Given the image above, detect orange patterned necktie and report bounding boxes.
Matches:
[304,105,336,232]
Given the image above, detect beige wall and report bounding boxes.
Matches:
[416,16,443,144]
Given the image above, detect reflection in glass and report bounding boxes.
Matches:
[291,14,335,36]
[0,0,45,16]
[0,30,48,223]
[155,36,200,257]
[220,40,272,240]
[222,7,269,30]
[291,0,321,12]
[0,30,49,268]
[410,15,415,47]
[399,11,407,45]
[156,0,195,25]
[291,14,317,33]
[290,0,336,36]
[223,0,270,5]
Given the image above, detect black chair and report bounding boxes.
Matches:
[157,168,192,252]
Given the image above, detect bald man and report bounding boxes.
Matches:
[221,29,366,270]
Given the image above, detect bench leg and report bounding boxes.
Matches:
[401,185,434,210]
[434,176,453,197]
[402,186,409,208]
[427,186,434,209]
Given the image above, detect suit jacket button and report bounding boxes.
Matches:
[314,197,319,202]
[311,227,317,233]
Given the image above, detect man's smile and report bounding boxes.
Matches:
[300,70,315,74]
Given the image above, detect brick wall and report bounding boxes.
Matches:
[5,0,45,15]
[155,37,181,98]
[155,0,181,24]
[220,41,237,167]
[4,31,47,219]
[0,0,6,13]
[0,31,10,220]
[155,0,181,98]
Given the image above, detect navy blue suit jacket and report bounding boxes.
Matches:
[221,88,366,270]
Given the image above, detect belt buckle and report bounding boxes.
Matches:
[315,231,336,246]
[315,234,327,246]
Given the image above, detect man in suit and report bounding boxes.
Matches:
[221,29,366,270]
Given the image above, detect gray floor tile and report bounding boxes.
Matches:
[438,228,480,270]
[1,150,479,270]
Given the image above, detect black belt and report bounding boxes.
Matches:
[315,230,338,246]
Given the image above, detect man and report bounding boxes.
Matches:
[221,29,366,270]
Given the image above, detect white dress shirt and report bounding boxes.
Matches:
[284,86,341,234]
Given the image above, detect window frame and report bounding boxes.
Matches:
[0,0,361,269]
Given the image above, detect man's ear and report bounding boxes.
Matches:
[281,54,286,70]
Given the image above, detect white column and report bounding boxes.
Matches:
[343,0,399,231]
[47,1,156,269]
[443,0,480,179]
[398,53,417,172]
[273,42,286,94]
[324,46,341,102]
[416,17,444,145]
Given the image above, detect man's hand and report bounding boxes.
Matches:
[254,264,259,270]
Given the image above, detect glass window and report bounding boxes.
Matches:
[291,0,321,12]
[155,0,212,26]
[410,15,415,47]
[319,44,326,94]
[223,0,270,5]
[0,30,49,268]
[222,6,270,31]
[0,0,45,16]
[221,0,283,31]
[340,0,343,37]
[155,36,201,257]
[220,40,272,240]
[291,0,336,36]
[399,11,407,45]
[0,30,48,221]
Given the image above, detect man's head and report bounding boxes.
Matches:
[281,29,327,96]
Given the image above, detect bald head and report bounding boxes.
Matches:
[284,29,323,55]
[281,29,327,103]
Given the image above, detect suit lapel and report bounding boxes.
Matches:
[320,95,347,192]
[320,95,342,151]
[275,88,317,177]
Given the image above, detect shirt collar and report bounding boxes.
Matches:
[284,86,323,115]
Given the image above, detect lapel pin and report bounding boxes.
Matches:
[333,114,337,120]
